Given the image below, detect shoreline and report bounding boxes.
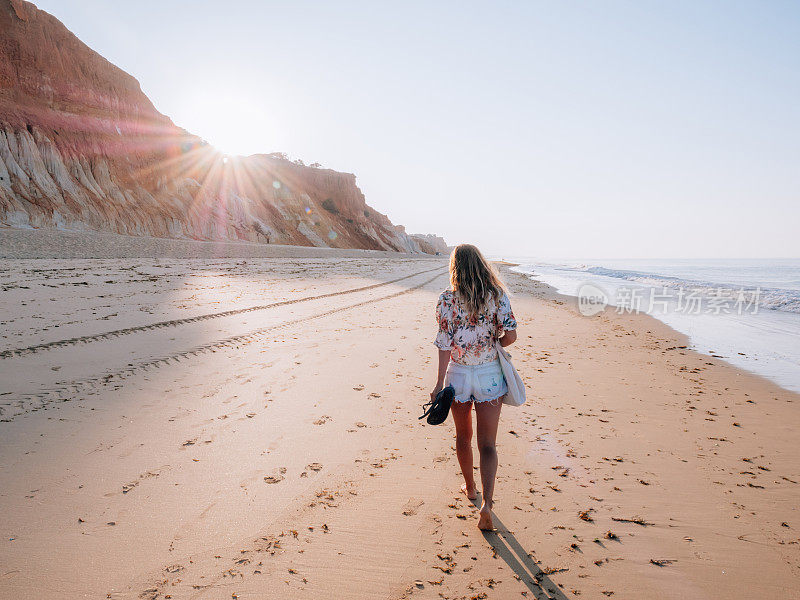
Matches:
[504,265,800,397]
[0,252,797,598]
[501,263,800,401]
[510,261,800,395]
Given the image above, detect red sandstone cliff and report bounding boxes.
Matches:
[0,0,435,252]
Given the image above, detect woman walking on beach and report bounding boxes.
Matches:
[431,244,517,530]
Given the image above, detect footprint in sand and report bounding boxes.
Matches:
[264,467,287,484]
[402,498,424,516]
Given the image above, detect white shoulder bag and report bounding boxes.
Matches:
[496,342,526,406]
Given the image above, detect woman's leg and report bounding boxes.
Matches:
[450,400,477,499]
[474,397,503,529]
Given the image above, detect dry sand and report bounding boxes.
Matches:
[0,234,798,599]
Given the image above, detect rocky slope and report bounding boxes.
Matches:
[409,233,449,254]
[0,0,439,252]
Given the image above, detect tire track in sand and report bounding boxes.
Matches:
[0,270,446,421]
[0,265,444,360]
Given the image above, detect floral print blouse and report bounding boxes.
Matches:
[434,289,517,365]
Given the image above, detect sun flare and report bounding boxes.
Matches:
[177,87,278,157]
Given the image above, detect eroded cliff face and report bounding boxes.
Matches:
[0,0,434,252]
[410,234,449,254]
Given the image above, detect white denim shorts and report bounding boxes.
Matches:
[445,359,508,404]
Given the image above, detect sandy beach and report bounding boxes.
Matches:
[0,234,798,599]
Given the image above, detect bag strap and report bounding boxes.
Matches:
[493,294,503,341]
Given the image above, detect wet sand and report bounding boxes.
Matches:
[0,235,798,599]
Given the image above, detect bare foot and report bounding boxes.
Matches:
[477,505,494,531]
[461,482,478,500]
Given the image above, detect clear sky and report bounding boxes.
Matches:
[34,0,800,258]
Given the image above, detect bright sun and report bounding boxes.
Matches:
[177,89,277,157]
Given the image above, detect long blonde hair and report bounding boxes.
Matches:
[449,244,505,316]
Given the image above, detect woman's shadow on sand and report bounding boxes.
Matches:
[470,496,572,600]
